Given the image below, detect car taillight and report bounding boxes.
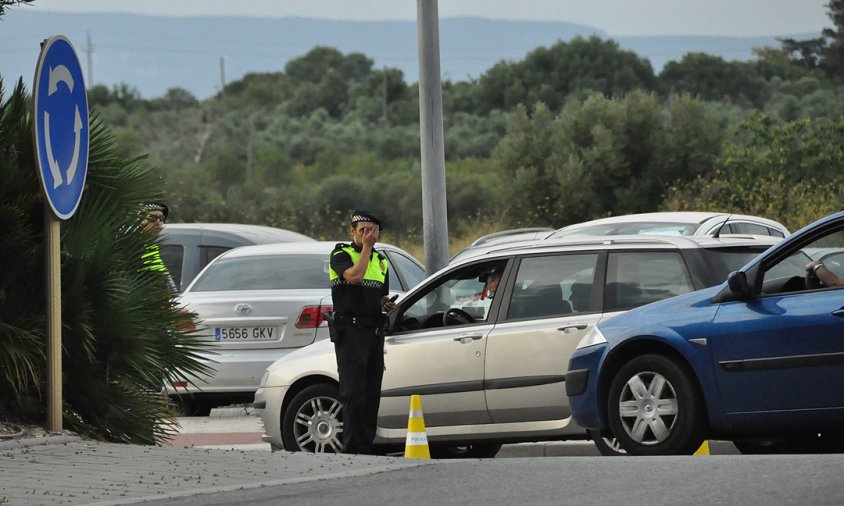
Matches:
[175,308,197,332]
[296,305,333,329]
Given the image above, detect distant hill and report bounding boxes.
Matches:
[0,10,816,100]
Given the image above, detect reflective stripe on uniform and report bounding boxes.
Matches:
[142,243,167,272]
[328,244,388,286]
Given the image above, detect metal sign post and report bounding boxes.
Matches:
[32,35,90,431]
[44,211,62,430]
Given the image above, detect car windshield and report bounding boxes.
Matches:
[549,222,698,239]
[190,254,329,291]
[700,247,775,280]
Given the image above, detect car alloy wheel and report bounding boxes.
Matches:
[588,429,627,456]
[607,354,706,455]
[282,383,344,453]
[617,369,678,446]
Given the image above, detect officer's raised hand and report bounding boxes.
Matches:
[360,224,379,248]
[343,215,382,285]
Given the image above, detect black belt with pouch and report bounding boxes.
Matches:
[332,313,386,329]
[325,312,386,343]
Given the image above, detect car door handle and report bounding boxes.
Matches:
[833,309,844,318]
[557,323,589,334]
[453,334,483,343]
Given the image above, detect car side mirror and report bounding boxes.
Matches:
[727,271,751,300]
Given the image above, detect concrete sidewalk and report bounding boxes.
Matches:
[0,436,432,505]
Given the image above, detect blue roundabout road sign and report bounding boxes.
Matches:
[32,35,90,220]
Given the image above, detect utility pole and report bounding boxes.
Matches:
[219,56,226,91]
[85,31,93,88]
[246,111,257,180]
[382,65,388,122]
[219,56,227,112]
[416,0,449,274]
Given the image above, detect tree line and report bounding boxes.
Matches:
[79,23,844,248]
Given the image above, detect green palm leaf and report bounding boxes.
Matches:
[0,76,212,443]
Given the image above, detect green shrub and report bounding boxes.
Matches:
[0,77,211,444]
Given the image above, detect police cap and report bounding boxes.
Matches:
[142,202,169,220]
[350,209,382,230]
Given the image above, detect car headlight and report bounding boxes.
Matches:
[576,326,607,350]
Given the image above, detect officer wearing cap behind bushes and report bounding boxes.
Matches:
[140,201,177,292]
[328,209,397,454]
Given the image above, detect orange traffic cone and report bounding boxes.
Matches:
[404,394,430,459]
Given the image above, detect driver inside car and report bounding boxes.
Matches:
[461,268,503,320]
[806,259,844,287]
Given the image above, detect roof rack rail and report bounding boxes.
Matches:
[470,227,555,246]
[484,235,683,255]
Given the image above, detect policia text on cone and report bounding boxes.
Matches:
[327,210,398,455]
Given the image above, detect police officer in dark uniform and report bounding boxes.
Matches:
[328,210,397,454]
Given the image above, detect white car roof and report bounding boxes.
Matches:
[550,212,788,236]
[562,212,727,226]
[447,233,782,269]
[162,223,314,243]
[215,241,403,259]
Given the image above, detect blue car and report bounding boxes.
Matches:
[568,210,844,455]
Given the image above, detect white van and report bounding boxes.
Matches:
[159,223,314,291]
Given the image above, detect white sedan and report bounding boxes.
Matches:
[166,241,424,415]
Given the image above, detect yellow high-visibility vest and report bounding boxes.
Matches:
[329,244,388,288]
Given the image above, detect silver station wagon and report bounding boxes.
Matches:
[254,234,781,456]
[166,241,425,415]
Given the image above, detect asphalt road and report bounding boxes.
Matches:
[148,453,844,505]
[147,410,841,506]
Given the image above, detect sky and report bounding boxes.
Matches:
[18,0,830,38]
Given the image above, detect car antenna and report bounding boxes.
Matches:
[712,213,734,238]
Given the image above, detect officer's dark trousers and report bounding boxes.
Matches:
[333,324,385,455]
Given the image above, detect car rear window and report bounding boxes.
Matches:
[190,254,329,292]
[700,247,771,280]
[604,251,694,311]
[159,244,184,290]
[507,253,599,319]
[200,246,231,270]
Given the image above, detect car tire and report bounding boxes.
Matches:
[733,440,790,454]
[607,354,706,456]
[735,432,844,454]
[172,396,212,417]
[588,429,627,456]
[430,443,502,459]
[281,383,344,454]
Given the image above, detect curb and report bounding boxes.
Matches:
[0,434,81,450]
[208,406,256,417]
[88,460,435,506]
